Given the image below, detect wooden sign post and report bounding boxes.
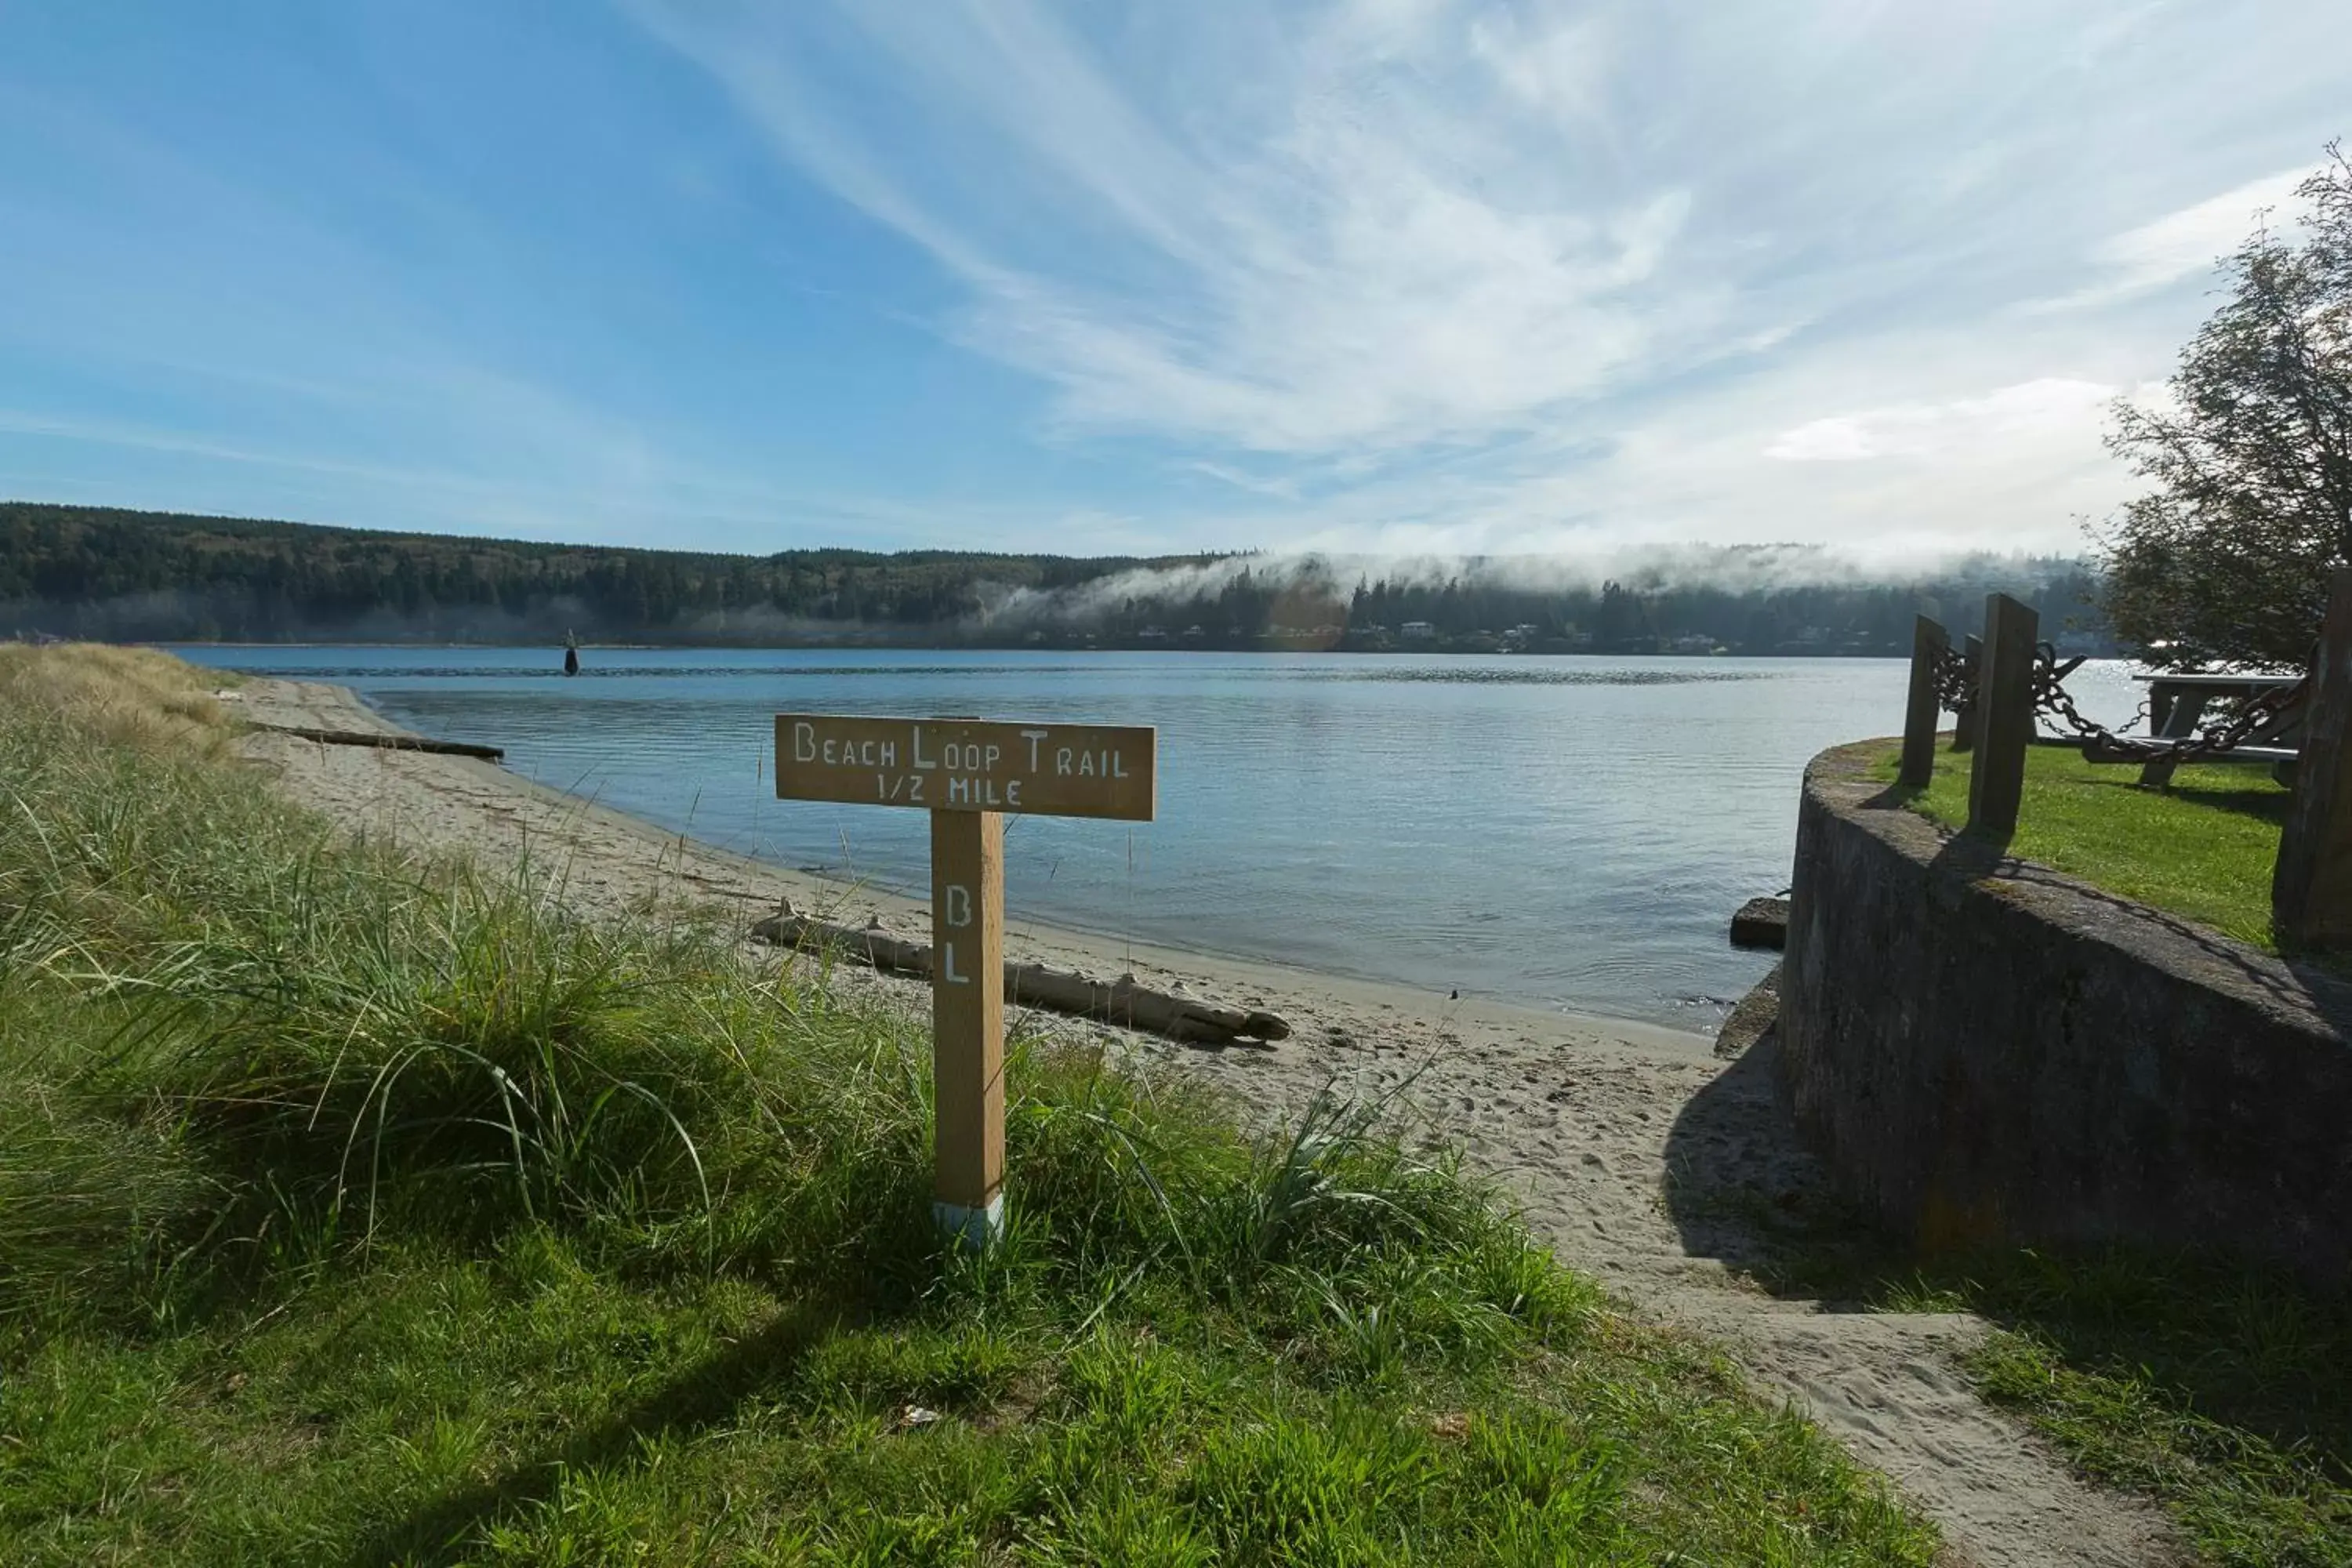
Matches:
[773,714,1156,1247]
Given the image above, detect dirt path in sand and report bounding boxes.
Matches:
[227,677,2185,1566]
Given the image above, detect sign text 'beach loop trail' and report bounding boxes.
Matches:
[771,714,1156,1247]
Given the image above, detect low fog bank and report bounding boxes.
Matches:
[985,542,1996,624]
[971,546,2112,657]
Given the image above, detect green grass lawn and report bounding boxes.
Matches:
[0,645,1936,1566]
[1866,1248,2352,1568]
[1743,1193,2352,1566]
[1872,742,2288,949]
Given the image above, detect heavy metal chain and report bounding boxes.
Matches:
[2029,642,2305,765]
[1930,644,1976,714]
[2030,646,2110,742]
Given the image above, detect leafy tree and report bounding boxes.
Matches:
[2102,146,2352,669]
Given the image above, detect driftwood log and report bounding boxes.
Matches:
[751,906,1290,1046]
[249,724,505,761]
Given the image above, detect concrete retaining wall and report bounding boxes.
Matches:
[1778,740,2352,1282]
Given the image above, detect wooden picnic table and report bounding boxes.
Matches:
[2129,670,2304,786]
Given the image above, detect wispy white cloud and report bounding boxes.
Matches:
[630,0,1709,459]
[1468,10,1613,128]
[2031,163,2321,311]
[1763,378,2117,463]
[626,0,2350,554]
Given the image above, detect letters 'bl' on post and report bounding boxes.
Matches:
[773,715,1156,821]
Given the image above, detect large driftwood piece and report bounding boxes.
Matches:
[249,724,506,761]
[751,907,1290,1045]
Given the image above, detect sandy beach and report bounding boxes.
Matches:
[230,676,2183,1567]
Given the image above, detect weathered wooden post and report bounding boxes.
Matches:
[1966,594,2038,835]
[1899,615,1950,788]
[2272,570,2352,948]
[930,806,1004,1239]
[773,714,1156,1245]
[1951,633,1983,753]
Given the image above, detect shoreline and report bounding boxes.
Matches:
[158,639,1922,662]
[228,676,1715,1068]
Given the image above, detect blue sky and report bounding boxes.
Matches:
[1,2,2343,561]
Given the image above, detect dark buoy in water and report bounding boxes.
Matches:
[563,632,580,677]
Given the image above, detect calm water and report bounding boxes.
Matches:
[174,647,2145,1031]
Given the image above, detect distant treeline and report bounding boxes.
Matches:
[0,502,1208,644]
[1,501,2114,655]
[1327,566,2110,655]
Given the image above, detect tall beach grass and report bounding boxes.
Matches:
[0,643,1935,1563]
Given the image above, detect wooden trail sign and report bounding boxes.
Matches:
[773,714,1157,1246]
[775,715,1154,820]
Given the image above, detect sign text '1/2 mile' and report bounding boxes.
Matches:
[773,714,1156,821]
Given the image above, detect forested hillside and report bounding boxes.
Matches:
[0,500,2112,654]
[0,502,1201,644]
